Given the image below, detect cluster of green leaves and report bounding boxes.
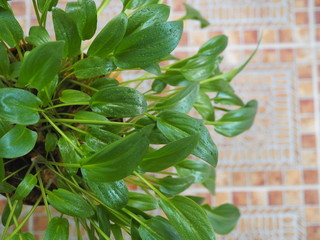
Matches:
[0,0,257,239]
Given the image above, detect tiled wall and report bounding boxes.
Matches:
[2,0,320,239]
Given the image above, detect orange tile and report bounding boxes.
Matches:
[301,117,315,132]
[297,65,312,78]
[298,81,314,97]
[316,11,320,24]
[250,191,267,206]
[33,215,48,231]
[280,49,294,62]
[295,0,308,7]
[304,169,318,184]
[179,32,189,46]
[268,191,283,205]
[304,190,319,204]
[300,99,314,113]
[295,12,309,25]
[286,190,302,205]
[244,30,258,44]
[307,226,320,240]
[232,172,247,186]
[262,49,277,63]
[306,207,320,222]
[301,134,317,148]
[250,171,265,186]
[279,29,293,42]
[224,30,241,45]
[261,29,276,43]
[302,150,318,167]
[190,30,207,46]
[173,0,184,11]
[317,28,320,41]
[232,192,248,206]
[216,171,230,186]
[214,192,230,205]
[285,170,302,185]
[267,171,283,185]
[11,1,26,16]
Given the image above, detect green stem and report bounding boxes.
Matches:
[31,0,41,25]
[50,118,142,127]
[75,218,83,240]
[2,165,29,182]
[97,0,112,16]
[36,167,51,221]
[213,106,230,112]
[89,219,112,240]
[15,44,23,61]
[1,200,19,240]
[70,80,98,92]
[39,160,81,168]
[44,102,90,110]
[144,113,158,121]
[61,123,89,135]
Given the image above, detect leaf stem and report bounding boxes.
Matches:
[89,219,112,240]
[0,199,19,240]
[44,102,90,110]
[70,80,98,92]
[97,0,112,16]
[50,118,142,127]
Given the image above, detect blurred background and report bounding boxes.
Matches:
[3,0,320,239]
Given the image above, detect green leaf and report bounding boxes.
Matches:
[157,111,218,167]
[182,3,209,28]
[203,203,240,235]
[143,63,162,76]
[0,125,37,158]
[43,217,69,240]
[0,181,16,194]
[214,92,244,106]
[95,205,111,238]
[139,216,182,240]
[81,125,151,182]
[0,42,9,76]
[52,7,81,58]
[159,176,195,195]
[2,200,23,226]
[176,159,214,183]
[155,83,199,113]
[18,41,64,91]
[0,7,23,47]
[26,26,51,46]
[140,134,199,172]
[37,0,58,12]
[111,224,124,240]
[12,174,37,200]
[213,100,258,137]
[198,35,228,56]
[74,111,109,128]
[37,75,58,107]
[73,57,116,79]
[200,79,234,94]
[152,79,167,93]
[90,87,147,118]
[58,132,81,175]
[88,13,128,58]
[127,192,158,211]
[45,132,58,152]
[181,55,215,82]
[136,118,169,144]
[126,4,170,35]
[0,158,4,181]
[193,90,215,121]
[86,128,121,151]
[114,21,183,68]
[47,188,95,218]
[122,0,158,10]
[59,89,91,103]
[160,196,215,240]
[0,119,10,137]
[83,170,128,210]
[91,78,119,91]
[12,232,35,240]
[66,0,97,40]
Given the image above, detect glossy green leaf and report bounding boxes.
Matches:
[83,170,128,209]
[181,3,209,28]
[81,126,151,182]
[45,132,58,152]
[126,4,170,35]
[122,0,158,10]
[73,57,116,79]
[200,79,234,94]
[0,119,10,137]
[198,35,228,56]
[213,100,258,137]
[52,8,81,58]
[214,92,244,106]
[58,132,81,175]
[139,216,182,240]
[0,42,9,76]
[193,90,215,121]
[203,204,240,235]
[0,158,3,181]
[91,78,119,91]
[43,217,69,240]
[12,232,35,240]
[26,26,50,46]
[18,41,64,91]
[127,192,158,211]
[88,13,128,58]
[90,87,147,118]
[0,181,15,194]
[159,176,195,195]
[155,83,199,113]
[160,196,215,240]
[0,7,23,47]
[0,125,37,158]
[0,0,10,10]
[47,188,95,218]
[2,200,23,226]
[140,134,199,172]
[95,205,111,239]
[74,111,109,128]
[143,63,162,76]
[37,75,58,107]
[114,21,183,68]
[66,0,97,40]
[176,159,214,183]
[37,0,58,12]
[181,55,215,82]
[152,79,167,93]
[9,61,21,79]
[86,128,121,151]
[12,174,37,200]
[59,89,91,103]
[131,220,142,240]
[111,224,124,240]
[136,118,169,144]
[157,111,218,167]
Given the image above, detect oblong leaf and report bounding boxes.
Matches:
[0,7,23,47]
[0,42,9,76]
[47,188,95,218]
[0,125,37,158]
[157,111,218,167]
[159,176,195,195]
[127,192,158,211]
[140,134,199,172]
[59,89,91,103]
[0,158,4,181]
[26,26,51,46]
[88,13,128,58]
[198,35,228,56]
[1,200,23,226]
[81,126,151,182]
[182,3,210,28]
[193,90,215,121]
[160,196,215,240]
[181,55,215,82]
[37,0,58,12]
[43,217,69,240]
[12,174,37,200]
[90,87,147,118]
[114,21,183,68]
[18,41,64,91]
[0,88,41,125]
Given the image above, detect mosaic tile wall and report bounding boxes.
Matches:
[1,0,320,239]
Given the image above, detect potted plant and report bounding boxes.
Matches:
[0,0,258,239]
